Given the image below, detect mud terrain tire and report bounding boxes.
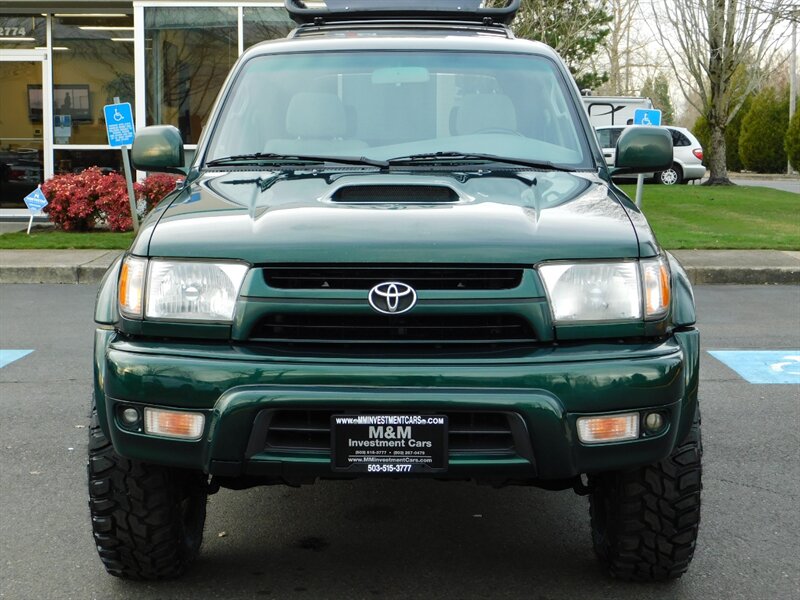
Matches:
[589,409,702,581]
[87,401,208,579]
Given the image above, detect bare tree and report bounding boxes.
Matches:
[655,0,788,184]
[602,0,639,94]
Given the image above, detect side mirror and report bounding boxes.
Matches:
[612,126,672,175]
[131,125,186,174]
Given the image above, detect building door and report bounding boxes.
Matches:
[0,50,51,208]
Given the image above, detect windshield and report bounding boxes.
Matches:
[204,51,591,169]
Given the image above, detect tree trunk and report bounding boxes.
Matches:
[704,122,734,185]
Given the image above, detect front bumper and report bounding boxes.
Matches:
[95,329,699,484]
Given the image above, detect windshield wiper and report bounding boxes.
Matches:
[205,152,389,168]
[386,151,573,172]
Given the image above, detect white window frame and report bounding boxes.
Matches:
[132,1,285,177]
[0,47,53,182]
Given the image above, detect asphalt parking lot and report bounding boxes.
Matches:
[1,284,798,600]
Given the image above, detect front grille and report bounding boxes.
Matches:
[248,313,535,346]
[263,266,523,290]
[261,409,518,455]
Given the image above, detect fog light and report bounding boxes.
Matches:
[577,413,639,444]
[144,408,205,440]
[644,412,665,432]
[120,407,140,425]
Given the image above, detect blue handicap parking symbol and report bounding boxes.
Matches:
[23,187,48,214]
[633,108,662,127]
[708,350,800,384]
[103,102,135,147]
[0,350,34,369]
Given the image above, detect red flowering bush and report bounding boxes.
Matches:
[42,167,137,232]
[41,168,179,232]
[139,173,182,212]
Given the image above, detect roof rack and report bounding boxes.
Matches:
[285,0,521,27]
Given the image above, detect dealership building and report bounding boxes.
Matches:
[0,1,294,206]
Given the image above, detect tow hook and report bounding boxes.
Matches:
[572,474,592,496]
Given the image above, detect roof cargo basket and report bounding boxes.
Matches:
[285,0,521,26]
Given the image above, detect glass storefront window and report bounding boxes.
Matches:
[0,59,44,207]
[243,7,294,51]
[0,15,45,49]
[54,149,123,175]
[52,14,135,145]
[145,7,238,145]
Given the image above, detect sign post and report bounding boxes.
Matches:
[23,186,48,235]
[103,99,139,233]
[632,108,663,208]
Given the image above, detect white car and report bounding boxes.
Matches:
[595,125,706,185]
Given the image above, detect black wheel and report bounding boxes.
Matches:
[656,164,683,185]
[87,401,208,580]
[588,408,702,581]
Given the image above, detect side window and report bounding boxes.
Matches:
[595,128,611,148]
[670,128,691,147]
[610,128,623,147]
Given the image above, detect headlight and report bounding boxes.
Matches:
[119,257,249,322]
[539,262,641,322]
[539,258,671,323]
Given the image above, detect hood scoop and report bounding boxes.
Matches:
[330,183,460,204]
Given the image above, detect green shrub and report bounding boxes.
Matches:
[786,107,800,172]
[739,87,789,173]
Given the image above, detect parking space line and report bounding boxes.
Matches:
[0,350,34,369]
[708,350,800,384]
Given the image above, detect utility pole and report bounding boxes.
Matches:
[790,16,797,174]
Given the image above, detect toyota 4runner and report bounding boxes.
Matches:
[89,0,701,583]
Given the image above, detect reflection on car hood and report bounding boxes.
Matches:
[142,170,643,264]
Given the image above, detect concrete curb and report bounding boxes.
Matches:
[684,267,800,285]
[0,250,122,284]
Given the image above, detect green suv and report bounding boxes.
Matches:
[89,0,701,583]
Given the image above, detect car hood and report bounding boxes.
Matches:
[140,170,643,264]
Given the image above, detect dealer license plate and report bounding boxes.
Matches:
[331,414,448,473]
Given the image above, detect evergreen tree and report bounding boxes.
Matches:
[739,87,790,174]
[786,107,800,172]
[512,0,612,90]
[640,74,675,125]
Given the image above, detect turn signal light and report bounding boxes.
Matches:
[144,408,205,440]
[577,413,639,444]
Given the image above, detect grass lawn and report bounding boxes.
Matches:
[618,184,799,250]
[0,185,797,250]
[0,227,134,250]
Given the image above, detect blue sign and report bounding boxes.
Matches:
[708,350,800,384]
[633,108,662,126]
[23,187,48,214]
[103,102,135,147]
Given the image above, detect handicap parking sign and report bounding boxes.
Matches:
[633,108,662,127]
[103,102,135,147]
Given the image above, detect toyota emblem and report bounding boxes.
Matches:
[368,282,417,315]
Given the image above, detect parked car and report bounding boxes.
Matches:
[88,0,702,583]
[596,125,705,185]
[0,149,43,207]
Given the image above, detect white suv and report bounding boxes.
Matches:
[595,125,706,185]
